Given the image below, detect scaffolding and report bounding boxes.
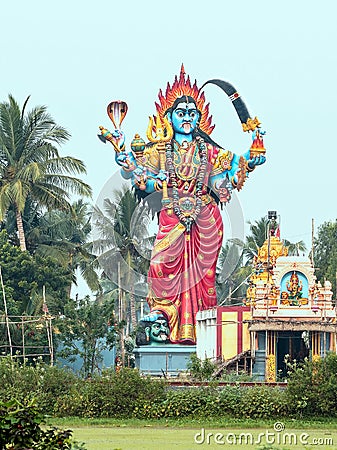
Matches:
[0,314,54,363]
[0,266,54,364]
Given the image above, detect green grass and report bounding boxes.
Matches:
[48,418,337,450]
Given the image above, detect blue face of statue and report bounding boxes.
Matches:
[146,318,170,343]
[170,102,200,137]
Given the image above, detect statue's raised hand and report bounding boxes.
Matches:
[111,129,125,149]
[150,170,167,188]
[248,128,266,169]
[248,154,266,169]
[98,126,125,152]
[116,151,130,168]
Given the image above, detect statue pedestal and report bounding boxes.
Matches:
[134,344,196,376]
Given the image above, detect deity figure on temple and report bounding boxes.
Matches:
[269,284,279,306]
[286,271,303,305]
[281,291,290,306]
[245,282,256,307]
[99,66,266,344]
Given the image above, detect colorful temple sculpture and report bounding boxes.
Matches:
[99,66,265,358]
[196,216,336,381]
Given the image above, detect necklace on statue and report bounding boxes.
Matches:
[166,136,208,232]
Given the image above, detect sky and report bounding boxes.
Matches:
[1,0,337,295]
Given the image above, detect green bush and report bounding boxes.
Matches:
[134,387,215,419]
[187,353,217,381]
[0,357,78,414]
[0,398,86,449]
[286,352,337,417]
[0,357,42,402]
[38,365,78,414]
[216,386,243,416]
[102,368,165,417]
[3,354,337,421]
[54,368,166,418]
[239,386,288,418]
[133,385,288,420]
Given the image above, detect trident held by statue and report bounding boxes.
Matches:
[146,114,173,204]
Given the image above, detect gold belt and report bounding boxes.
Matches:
[163,194,214,209]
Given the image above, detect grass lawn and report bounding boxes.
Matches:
[50,418,337,450]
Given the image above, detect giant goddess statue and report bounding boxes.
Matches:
[99,66,266,345]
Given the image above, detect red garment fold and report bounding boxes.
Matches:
[147,202,223,344]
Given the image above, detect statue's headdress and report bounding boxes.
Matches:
[290,271,299,283]
[155,64,215,135]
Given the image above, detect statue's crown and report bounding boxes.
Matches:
[155,64,215,135]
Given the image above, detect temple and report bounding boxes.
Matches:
[196,214,336,381]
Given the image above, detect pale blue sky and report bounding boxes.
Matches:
[2,0,337,255]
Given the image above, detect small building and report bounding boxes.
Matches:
[196,306,251,361]
[196,224,337,381]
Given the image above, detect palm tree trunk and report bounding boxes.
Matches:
[15,207,27,251]
[128,266,137,331]
[228,285,232,304]
[130,290,137,331]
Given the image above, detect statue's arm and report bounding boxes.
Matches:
[210,130,266,193]
[120,151,165,194]
[99,126,165,193]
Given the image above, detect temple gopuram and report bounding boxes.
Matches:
[196,215,336,381]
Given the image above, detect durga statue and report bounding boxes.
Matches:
[98,65,266,345]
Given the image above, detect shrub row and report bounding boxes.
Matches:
[133,385,288,420]
[2,354,337,419]
[0,358,165,418]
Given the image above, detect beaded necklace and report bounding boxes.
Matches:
[165,136,208,232]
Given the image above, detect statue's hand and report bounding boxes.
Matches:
[116,152,130,169]
[248,154,266,169]
[134,167,144,177]
[156,170,167,182]
[153,170,167,188]
[252,129,266,140]
[111,129,125,148]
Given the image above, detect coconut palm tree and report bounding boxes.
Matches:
[216,241,253,305]
[283,239,307,256]
[30,199,100,294]
[0,95,92,251]
[234,217,307,264]
[242,217,270,264]
[92,185,152,331]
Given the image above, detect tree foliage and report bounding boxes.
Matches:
[0,230,72,316]
[0,397,86,449]
[216,241,249,305]
[93,185,152,329]
[283,238,307,256]
[0,95,92,250]
[0,230,73,360]
[56,295,117,377]
[314,219,337,294]
[31,199,100,293]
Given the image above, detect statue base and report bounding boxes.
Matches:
[134,344,196,376]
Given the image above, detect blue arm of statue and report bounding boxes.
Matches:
[209,132,266,191]
[118,154,166,194]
